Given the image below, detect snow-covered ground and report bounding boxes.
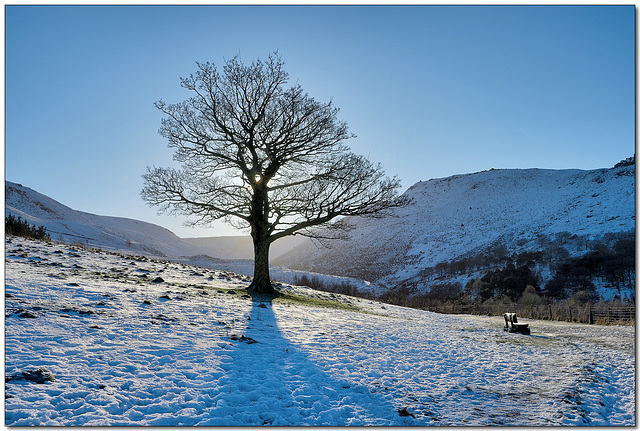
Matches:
[4,236,635,426]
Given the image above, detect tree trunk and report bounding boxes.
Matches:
[249,234,276,294]
[247,180,277,295]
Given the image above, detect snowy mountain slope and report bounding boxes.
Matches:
[5,181,282,260]
[5,182,304,261]
[5,181,239,258]
[5,236,635,426]
[274,160,635,289]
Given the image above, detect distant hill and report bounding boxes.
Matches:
[4,181,303,261]
[274,158,635,297]
[182,235,306,262]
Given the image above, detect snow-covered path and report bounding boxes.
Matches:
[4,237,635,426]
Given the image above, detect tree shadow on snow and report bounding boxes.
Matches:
[203,289,417,426]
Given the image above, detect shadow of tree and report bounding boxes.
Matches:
[199,290,419,426]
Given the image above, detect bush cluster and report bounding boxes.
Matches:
[291,274,374,299]
[465,263,539,302]
[545,238,634,300]
[5,215,50,241]
[378,282,462,309]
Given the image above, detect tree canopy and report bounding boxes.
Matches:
[142,53,403,293]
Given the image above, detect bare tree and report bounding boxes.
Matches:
[142,53,402,294]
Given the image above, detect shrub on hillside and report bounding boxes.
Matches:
[465,263,539,302]
[5,215,50,241]
[543,237,634,299]
[518,285,546,307]
[291,274,372,299]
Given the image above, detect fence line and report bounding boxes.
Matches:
[424,304,636,325]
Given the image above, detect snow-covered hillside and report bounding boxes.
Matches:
[275,160,635,290]
[5,236,635,426]
[5,181,238,258]
[5,181,303,261]
[4,181,375,295]
[6,158,634,296]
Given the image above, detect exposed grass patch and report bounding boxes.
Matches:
[273,293,362,312]
[270,290,395,318]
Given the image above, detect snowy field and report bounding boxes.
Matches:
[4,236,635,426]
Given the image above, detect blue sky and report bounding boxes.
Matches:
[5,5,635,237]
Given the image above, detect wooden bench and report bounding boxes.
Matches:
[503,312,530,335]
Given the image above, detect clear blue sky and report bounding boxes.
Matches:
[5,5,635,238]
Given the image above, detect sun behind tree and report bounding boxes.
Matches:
[142,52,403,294]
